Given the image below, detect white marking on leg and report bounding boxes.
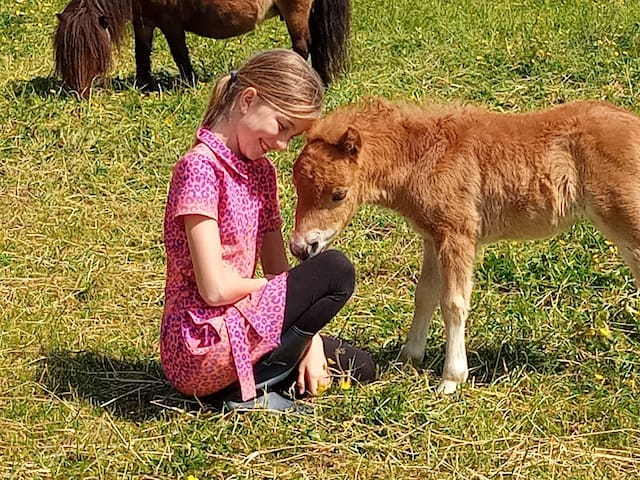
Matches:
[437,292,469,393]
[436,238,475,394]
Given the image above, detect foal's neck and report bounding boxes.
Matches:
[358,108,453,207]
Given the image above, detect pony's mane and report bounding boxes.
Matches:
[57,0,133,45]
[55,0,133,92]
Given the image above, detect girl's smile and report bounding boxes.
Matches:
[217,87,314,161]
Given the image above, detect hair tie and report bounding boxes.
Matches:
[230,70,238,83]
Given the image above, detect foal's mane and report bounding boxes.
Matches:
[309,97,472,144]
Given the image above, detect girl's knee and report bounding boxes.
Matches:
[319,249,355,280]
[318,249,355,294]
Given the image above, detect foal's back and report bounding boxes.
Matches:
[426,101,640,243]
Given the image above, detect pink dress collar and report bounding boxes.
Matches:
[196,127,249,179]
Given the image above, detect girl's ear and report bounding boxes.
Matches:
[237,87,258,114]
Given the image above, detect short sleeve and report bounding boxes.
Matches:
[258,160,282,234]
[168,151,219,221]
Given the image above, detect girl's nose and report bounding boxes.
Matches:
[275,138,288,151]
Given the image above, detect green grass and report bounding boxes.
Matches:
[2,0,640,478]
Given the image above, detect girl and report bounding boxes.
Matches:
[161,49,375,410]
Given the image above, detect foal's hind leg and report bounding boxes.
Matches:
[589,195,640,290]
[601,229,640,290]
[404,238,441,363]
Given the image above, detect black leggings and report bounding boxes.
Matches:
[282,249,355,335]
[281,250,376,383]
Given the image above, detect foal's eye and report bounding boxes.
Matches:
[331,189,348,203]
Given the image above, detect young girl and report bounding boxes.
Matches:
[160,49,375,410]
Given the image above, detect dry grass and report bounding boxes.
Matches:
[2,0,640,478]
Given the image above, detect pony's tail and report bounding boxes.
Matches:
[54,0,133,95]
[308,0,351,85]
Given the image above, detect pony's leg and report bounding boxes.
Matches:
[276,0,311,59]
[161,24,196,85]
[133,21,155,90]
[436,235,476,394]
[404,238,441,363]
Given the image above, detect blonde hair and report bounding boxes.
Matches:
[200,49,325,129]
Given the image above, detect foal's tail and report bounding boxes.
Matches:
[308,0,351,85]
[54,0,133,95]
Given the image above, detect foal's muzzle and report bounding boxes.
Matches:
[290,230,334,261]
[289,240,319,261]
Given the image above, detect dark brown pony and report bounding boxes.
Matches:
[54,0,350,95]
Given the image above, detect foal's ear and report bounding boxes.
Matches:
[338,127,361,160]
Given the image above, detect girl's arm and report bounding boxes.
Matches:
[185,214,267,306]
[260,229,289,277]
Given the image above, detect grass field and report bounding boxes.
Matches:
[2,0,640,478]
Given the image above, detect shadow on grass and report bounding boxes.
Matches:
[5,70,213,100]
[38,350,211,422]
[370,337,566,386]
[6,76,68,99]
[466,340,566,385]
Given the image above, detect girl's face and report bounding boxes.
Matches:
[232,88,315,161]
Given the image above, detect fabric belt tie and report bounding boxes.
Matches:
[224,308,257,401]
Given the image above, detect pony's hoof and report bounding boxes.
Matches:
[436,380,458,394]
[136,77,157,92]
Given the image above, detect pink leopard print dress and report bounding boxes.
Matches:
[161,128,287,401]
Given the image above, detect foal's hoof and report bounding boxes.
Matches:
[399,346,425,365]
[436,380,458,395]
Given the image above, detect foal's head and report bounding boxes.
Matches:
[291,125,363,260]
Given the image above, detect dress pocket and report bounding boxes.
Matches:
[182,308,227,356]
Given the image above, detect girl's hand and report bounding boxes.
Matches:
[296,334,331,396]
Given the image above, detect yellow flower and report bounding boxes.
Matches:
[339,377,351,390]
[316,382,329,395]
[598,324,612,338]
[186,475,200,480]
[594,373,604,381]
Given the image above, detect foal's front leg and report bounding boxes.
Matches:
[436,235,476,394]
[404,238,441,363]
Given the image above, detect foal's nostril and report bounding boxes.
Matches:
[309,241,319,255]
[290,242,309,261]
